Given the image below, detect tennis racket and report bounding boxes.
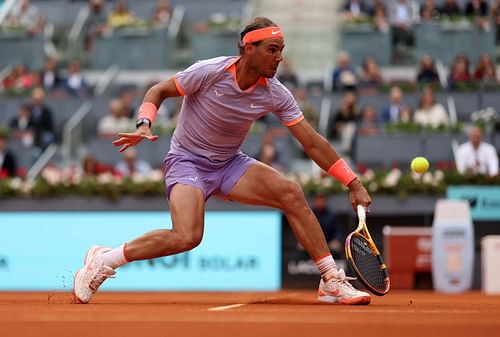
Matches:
[345,205,390,296]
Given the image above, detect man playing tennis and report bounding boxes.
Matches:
[74,17,372,305]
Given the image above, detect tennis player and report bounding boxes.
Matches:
[74,17,372,305]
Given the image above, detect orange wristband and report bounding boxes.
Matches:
[137,102,157,124]
[327,158,357,186]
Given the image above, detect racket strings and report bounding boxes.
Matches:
[350,236,386,291]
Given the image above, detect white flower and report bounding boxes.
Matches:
[8,178,22,190]
[433,170,444,185]
[361,169,375,182]
[41,167,61,186]
[21,179,35,195]
[422,172,433,184]
[97,172,114,184]
[322,177,333,188]
[131,173,146,184]
[411,171,422,181]
[149,169,164,182]
[368,182,378,192]
[382,168,401,187]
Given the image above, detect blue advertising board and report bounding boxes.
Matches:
[447,186,500,221]
[0,211,281,290]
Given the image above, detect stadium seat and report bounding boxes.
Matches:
[355,133,423,169]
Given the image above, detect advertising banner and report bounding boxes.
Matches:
[0,211,281,291]
[447,186,500,221]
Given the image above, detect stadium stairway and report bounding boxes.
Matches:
[252,0,341,79]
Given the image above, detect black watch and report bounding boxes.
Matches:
[135,118,152,129]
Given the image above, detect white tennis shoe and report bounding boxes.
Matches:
[73,245,115,304]
[318,269,371,305]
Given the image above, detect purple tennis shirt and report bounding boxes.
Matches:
[170,56,304,162]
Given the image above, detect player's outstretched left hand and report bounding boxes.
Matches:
[112,126,159,152]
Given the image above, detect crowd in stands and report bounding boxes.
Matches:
[342,0,499,30]
[0,1,499,181]
[85,0,172,51]
[1,58,89,97]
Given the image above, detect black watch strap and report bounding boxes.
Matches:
[136,118,152,129]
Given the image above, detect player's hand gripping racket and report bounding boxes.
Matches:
[345,205,390,296]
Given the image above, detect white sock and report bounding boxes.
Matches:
[314,254,337,280]
[101,244,129,269]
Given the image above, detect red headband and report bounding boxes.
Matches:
[242,26,283,45]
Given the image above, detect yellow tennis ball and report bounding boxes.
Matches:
[411,157,429,173]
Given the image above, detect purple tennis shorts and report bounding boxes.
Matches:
[163,150,256,201]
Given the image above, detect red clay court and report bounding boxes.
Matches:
[1,290,499,337]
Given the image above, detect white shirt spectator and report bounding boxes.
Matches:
[97,116,133,136]
[414,104,449,128]
[457,141,499,176]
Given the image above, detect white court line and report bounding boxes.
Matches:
[207,303,246,312]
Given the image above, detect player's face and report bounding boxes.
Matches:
[251,38,285,78]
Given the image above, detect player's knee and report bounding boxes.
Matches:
[279,180,305,210]
[178,231,203,251]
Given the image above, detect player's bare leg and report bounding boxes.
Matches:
[227,162,370,304]
[74,184,205,303]
[125,184,205,260]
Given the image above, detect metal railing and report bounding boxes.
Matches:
[167,5,185,39]
[27,144,58,180]
[61,101,92,163]
[67,6,90,61]
[94,64,120,96]
[0,0,16,25]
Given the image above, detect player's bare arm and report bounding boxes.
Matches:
[288,119,371,211]
[112,78,182,152]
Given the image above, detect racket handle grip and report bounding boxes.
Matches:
[357,205,366,222]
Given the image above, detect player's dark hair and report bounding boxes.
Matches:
[238,17,278,54]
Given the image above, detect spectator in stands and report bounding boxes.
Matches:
[85,0,109,51]
[120,90,138,119]
[256,133,285,173]
[381,86,405,124]
[414,86,449,128]
[359,56,384,89]
[108,1,138,29]
[81,153,107,176]
[457,126,499,176]
[98,99,134,138]
[277,58,299,90]
[357,104,381,136]
[473,53,497,84]
[399,104,414,123]
[292,87,319,131]
[492,0,500,43]
[10,103,34,147]
[6,0,44,35]
[29,87,55,151]
[329,91,359,155]
[439,0,462,18]
[63,60,88,97]
[466,0,490,29]
[115,148,152,177]
[152,0,172,28]
[388,0,419,47]
[309,192,343,259]
[449,54,471,87]
[420,0,440,21]
[332,51,358,91]
[0,130,17,178]
[368,0,390,32]
[416,55,440,84]
[40,58,62,92]
[341,0,370,21]
[10,63,34,91]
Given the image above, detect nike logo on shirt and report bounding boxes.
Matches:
[250,103,264,109]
